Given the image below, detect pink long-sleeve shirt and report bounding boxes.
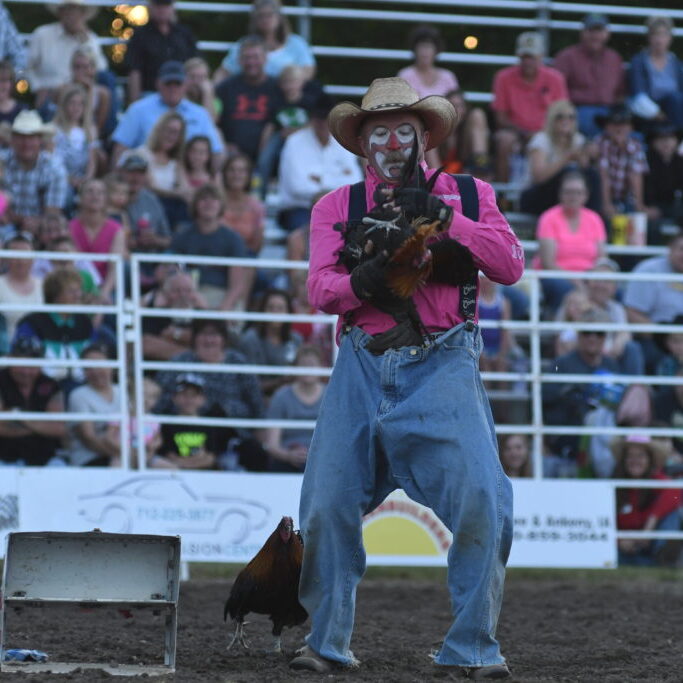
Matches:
[307,163,525,341]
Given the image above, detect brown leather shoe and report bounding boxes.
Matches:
[289,646,333,673]
[464,663,511,679]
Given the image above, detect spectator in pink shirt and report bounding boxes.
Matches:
[536,171,607,311]
[492,32,568,181]
[397,24,458,99]
[553,14,625,138]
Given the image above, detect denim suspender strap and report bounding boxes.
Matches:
[451,174,479,325]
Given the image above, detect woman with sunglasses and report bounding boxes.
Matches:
[520,100,600,215]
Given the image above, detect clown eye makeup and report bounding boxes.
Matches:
[369,126,390,145]
[396,125,415,143]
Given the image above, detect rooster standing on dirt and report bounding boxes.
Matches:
[224,516,307,653]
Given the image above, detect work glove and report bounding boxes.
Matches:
[349,250,391,300]
[391,187,453,226]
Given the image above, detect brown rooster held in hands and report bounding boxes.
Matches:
[224,516,307,653]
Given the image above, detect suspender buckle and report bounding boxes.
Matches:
[464,320,475,331]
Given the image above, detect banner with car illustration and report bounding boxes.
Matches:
[6,470,615,567]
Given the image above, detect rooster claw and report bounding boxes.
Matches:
[227,620,250,651]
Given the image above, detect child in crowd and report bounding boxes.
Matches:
[180,135,219,192]
[222,153,266,255]
[595,105,648,222]
[70,46,112,140]
[256,65,321,194]
[498,434,533,477]
[263,344,326,472]
[130,376,175,469]
[0,59,26,127]
[104,172,132,235]
[656,315,683,376]
[159,373,226,470]
[554,288,592,356]
[478,273,512,382]
[184,57,218,121]
[53,83,97,202]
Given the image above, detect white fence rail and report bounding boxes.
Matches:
[0,248,681,547]
[7,0,683,102]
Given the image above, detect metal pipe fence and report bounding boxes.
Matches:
[1,249,681,542]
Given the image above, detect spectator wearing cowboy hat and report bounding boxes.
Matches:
[289,77,523,679]
[27,0,107,107]
[0,2,27,74]
[612,434,682,566]
[0,110,68,233]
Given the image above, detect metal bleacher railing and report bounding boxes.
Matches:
[1,250,682,543]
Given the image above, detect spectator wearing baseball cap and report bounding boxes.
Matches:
[124,0,197,103]
[553,14,625,138]
[491,31,568,181]
[112,60,223,167]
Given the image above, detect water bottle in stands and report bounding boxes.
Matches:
[611,214,628,245]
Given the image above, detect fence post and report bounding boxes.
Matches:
[297,0,312,43]
[528,273,544,479]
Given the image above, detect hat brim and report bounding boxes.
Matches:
[328,95,457,157]
[610,437,669,470]
[47,3,98,20]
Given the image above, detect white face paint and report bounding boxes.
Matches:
[367,122,416,181]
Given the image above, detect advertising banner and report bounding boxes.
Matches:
[7,471,616,568]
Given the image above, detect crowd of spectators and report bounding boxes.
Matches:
[0,0,682,547]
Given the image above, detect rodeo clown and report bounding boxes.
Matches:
[289,77,524,680]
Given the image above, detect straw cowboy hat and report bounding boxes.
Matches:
[11,110,48,136]
[610,434,668,470]
[328,77,457,157]
[47,0,97,21]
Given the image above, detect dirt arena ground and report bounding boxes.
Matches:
[6,569,683,682]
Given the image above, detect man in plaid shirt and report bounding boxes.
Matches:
[596,105,648,219]
[0,2,26,73]
[0,111,68,233]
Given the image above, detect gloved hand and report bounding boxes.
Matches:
[350,250,391,300]
[391,187,453,225]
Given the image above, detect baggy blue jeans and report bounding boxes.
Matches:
[298,323,513,667]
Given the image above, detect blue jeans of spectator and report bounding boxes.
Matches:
[256,131,284,198]
[617,340,645,376]
[576,105,610,139]
[278,207,311,232]
[618,509,681,566]
[298,323,512,668]
[658,92,683,129]
[541,276,575,313]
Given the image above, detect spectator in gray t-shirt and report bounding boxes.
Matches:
[623,232,683,371]
[263,344,325,472]
[170,183,251,310]
[67,343,122,466]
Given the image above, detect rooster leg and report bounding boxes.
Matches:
[272,635,282,653]
[227,619,250,651]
